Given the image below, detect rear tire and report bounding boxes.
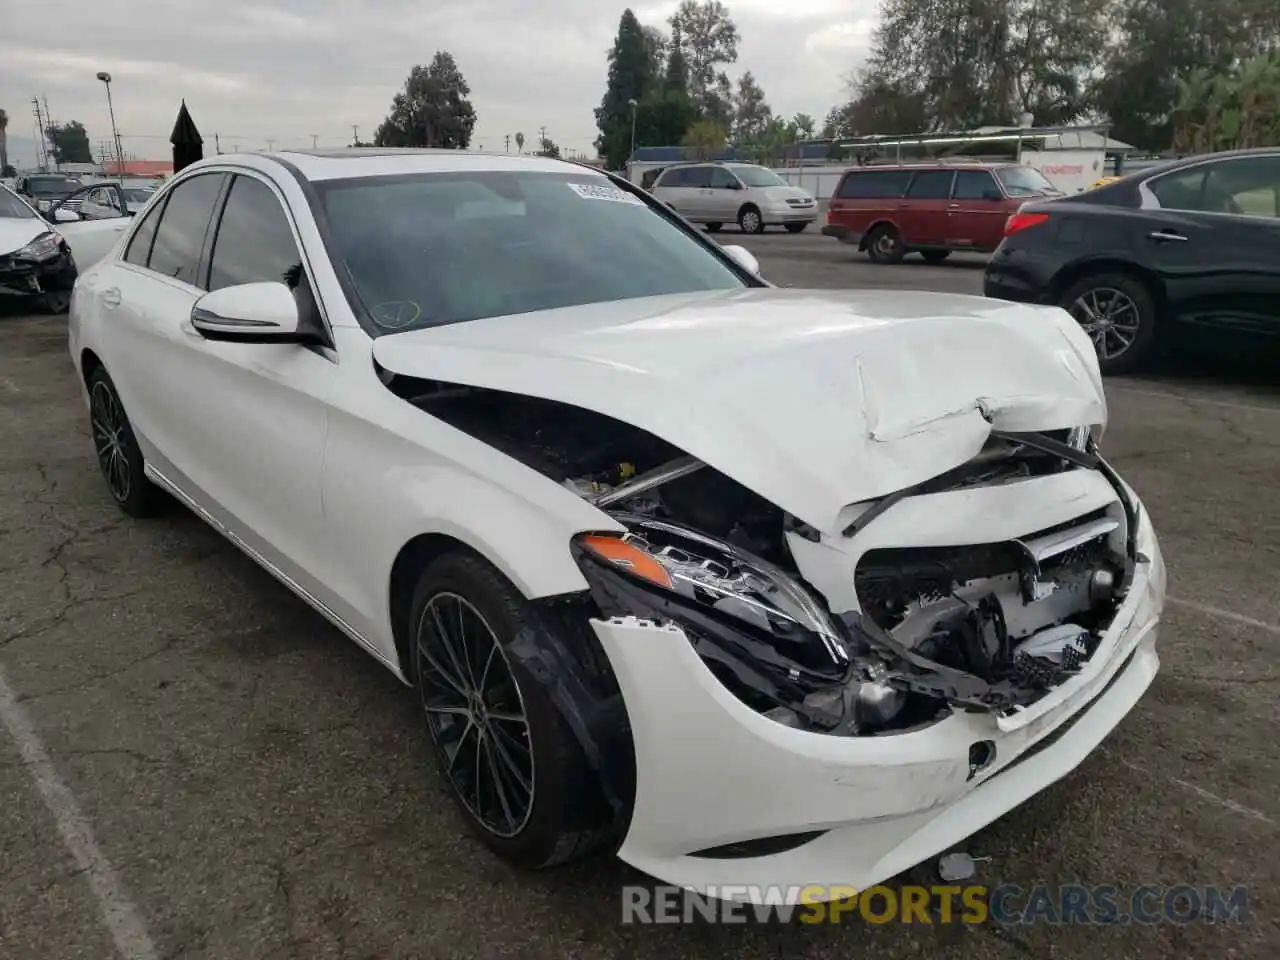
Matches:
[784,223,807,234]
[87,366,166,517]
[865,224,905,264]
[921,250,951,264]
[705,222,722,233]
[1058,271,1159,375]
[410,552,615,870]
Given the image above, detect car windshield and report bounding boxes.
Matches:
[316,170,750,336]
[732,166,786,187]
[27,176,81,196]
[996,166,1059,197]
[0,188,35,219]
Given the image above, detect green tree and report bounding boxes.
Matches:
[642,25,668,80]
[681,118,728,159]
[538,136,562,158]
[515,131,525,153]
[792,113,817,140]
[731,71,771,145]
[373,52,477,149]
[46,121,93,164]
[669,0,739,124]
[595,9,657,169]
[636,22,701,147]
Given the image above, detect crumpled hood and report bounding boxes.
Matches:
[372,288,1106,534]
[0,217,49,256]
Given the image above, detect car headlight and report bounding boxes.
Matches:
[572,515,850,684]
[12,231,63,262]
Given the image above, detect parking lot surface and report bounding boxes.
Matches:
[2,235,1277,959]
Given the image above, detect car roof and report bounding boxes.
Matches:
[183,147,592,183]
[844,161,1012,173]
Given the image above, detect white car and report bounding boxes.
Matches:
[68,149,1164,904]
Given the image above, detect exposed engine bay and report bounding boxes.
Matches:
[385,372,1139,737]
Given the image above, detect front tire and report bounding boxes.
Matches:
[784,222,807,234]
[737,205,764,234]
[921,250,951,264]
[410,552,614,869]
[1059,272,1158,375]
[87,366,166,517]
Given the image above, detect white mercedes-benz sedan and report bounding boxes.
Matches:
[68,148,1164,903]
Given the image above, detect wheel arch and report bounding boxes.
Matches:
[79,347,104,388]
[1049,257,1167,314]
[857,219,901,250]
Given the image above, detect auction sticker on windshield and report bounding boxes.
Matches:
[567,182,643,204]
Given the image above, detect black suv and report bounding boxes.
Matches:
[983,149,1280,374]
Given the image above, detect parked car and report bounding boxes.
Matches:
[14,172,85,212]
[823,161,1063,263]
[984,148,1280,374]
[69,148,1163,904]
[0,182,78,312]
[650,160,818,233]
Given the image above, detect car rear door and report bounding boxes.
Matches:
[948,169,1010,250]
[1142,154,1280,335]
[899,169,955,247]
[705,166,742,222]
[826,169,912,242]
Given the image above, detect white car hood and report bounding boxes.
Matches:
[371,288,1106,533]
[758,185,812,202]
[0,216,49,255]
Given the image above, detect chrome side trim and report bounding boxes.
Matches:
[143,463,407,682]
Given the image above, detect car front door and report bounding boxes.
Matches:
[1142,154,1280,335]
[948,169,1009,250]
[50,183,134,271]
[898,169,955,247]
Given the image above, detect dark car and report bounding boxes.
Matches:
[14,173,84,211]
[984,149,1280,374]
[822,161,1062,263]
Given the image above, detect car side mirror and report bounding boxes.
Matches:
[191,281,318,344]
[721,244,760,275]
[52,207,82,223]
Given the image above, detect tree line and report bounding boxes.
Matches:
[833,0,1280,152]
[595,2,817,170]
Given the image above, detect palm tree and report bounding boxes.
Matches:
[0,107,10,174]
[515,131,525,153]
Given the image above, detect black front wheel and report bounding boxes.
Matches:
[410,552,615,869]
[705,222,723,233]
[921,250,951,264]
[784,222,808,234]
[1059,272,1158,375]
[87,366,166,517]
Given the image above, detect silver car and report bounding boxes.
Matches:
[650,161,818,234]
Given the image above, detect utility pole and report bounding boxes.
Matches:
[351,124,359,144]
[311,133,319,148]
[42,95,58,170]
[32,98,48,170]
[539,125,547,145]
[504,133,511,153]
[266,138,274,151]
[215,132,222,154]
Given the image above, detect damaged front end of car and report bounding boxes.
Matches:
[389,374,1140,740]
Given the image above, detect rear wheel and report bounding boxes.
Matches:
[865,224,904,264]
[87,366,166,517]
[784,223,807,234]
[921,250,951,264]
[411,552,615,869]
[1059,272,1158,375]
[737,205,764,234]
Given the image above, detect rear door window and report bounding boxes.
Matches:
[145,173,227,287]
[683,166,713,188]
[905,170,955,199]
[836,170,912,199]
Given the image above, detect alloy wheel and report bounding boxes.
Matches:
[740,210,761,233]
[1070,287,1142,360]
[90,381,131,503]
[874,232,898,258]
[416,592,535,838]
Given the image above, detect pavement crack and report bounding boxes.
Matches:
[63,747,173,766]
[16,633,189,701]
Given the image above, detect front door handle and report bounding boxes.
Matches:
[1148,230,1188,242]
[948,202,961,208]
[101,287,121,308]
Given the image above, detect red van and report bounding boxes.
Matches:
[822,161,1062,264]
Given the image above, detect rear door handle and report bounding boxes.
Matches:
[1148,230,1188,242]
[948,202,961,208]
[101,287,121,308]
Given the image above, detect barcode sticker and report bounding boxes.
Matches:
[566,182,643,205]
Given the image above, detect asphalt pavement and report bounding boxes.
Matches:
[1,234,1277,959]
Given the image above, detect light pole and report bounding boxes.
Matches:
[628,98,639,164]
[96,72,124,176]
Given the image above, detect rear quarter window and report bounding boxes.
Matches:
[836,170,912,199]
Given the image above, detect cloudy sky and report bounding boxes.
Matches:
[1,0,878,166]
